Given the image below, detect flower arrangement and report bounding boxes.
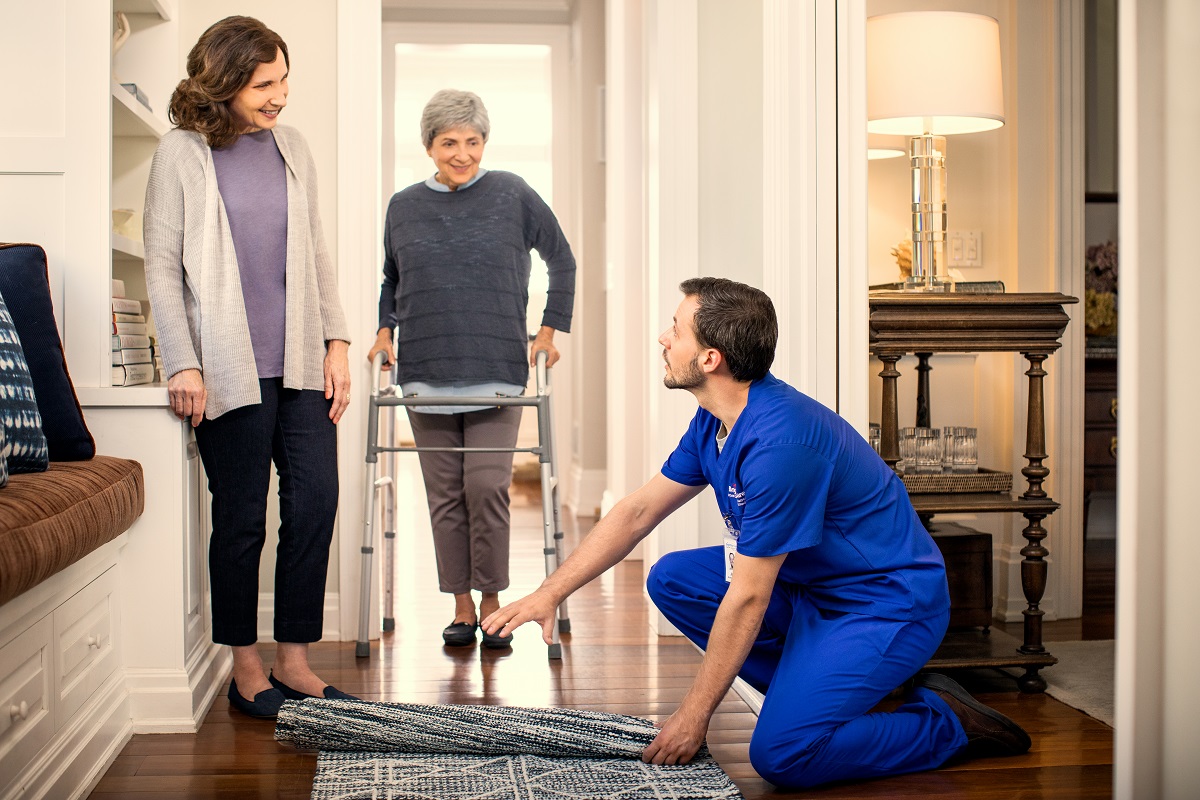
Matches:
[1084,240,1118,335]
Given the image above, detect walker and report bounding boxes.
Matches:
[357,350,571,659]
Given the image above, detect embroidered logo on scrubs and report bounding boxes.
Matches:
[727,484,746,507]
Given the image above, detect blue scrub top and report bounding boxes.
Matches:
[661,373,949,621]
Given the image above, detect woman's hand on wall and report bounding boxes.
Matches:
[167,369,207,427]
[529,325,560,367]
[324,340,351,423]
[367,328,395,370]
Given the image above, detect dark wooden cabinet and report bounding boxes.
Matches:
[1083,345,1118,521]
[869,291,1078,693]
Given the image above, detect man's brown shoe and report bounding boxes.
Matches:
[917,672,1032,758]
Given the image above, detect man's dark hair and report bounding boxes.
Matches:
[679,277,777,382]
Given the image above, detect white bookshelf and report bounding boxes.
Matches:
[111,80,170,139]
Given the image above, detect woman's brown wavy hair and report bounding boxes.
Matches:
[168,16,288,149]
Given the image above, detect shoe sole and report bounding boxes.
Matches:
[481,635,513,649]
[918,672,1032,752]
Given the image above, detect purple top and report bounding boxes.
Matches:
[212,129,287,379]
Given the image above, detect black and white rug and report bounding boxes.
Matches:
[276,699,744,800]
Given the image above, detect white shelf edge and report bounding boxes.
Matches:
[77,385,171,408]
[113,0,173,21]
[111,232,145,260]
[111,80,170,139]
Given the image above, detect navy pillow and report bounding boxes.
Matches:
[0,244,94,461]
[0,287,50,473]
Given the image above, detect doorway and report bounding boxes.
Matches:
[380,22,575,463]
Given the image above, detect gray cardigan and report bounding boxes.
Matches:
[144,126,350,419]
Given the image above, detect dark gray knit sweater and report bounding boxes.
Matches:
[378,171,576,386]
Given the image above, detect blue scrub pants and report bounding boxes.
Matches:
[646,546,967,789]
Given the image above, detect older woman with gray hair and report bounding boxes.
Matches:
[368,89,576,649]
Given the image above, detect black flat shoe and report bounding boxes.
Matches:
[269,672,360,701]
[443,620,478,647]
[228,679,286,719]
[481,628,514,650]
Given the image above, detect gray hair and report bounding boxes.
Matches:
[420,89,490,149]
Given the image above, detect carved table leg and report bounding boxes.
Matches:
[1018,352,1052,692]
[915,352,932,428]
[879,354,902,472]
[1022,353,1050,499]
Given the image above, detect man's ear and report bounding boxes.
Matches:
[699,348,724,375]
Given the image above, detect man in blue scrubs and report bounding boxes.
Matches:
[484,278,1031,788]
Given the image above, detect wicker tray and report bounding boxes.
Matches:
[901,468,1012,495]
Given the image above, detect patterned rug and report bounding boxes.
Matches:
[276,699,745,800]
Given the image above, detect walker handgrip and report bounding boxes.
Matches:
[370,351,388,398]
[535,349,549,396]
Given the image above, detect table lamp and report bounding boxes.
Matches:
[868,133,907,161]
[867,11,1005,291]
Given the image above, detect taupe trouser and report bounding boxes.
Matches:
[406,406,522,594]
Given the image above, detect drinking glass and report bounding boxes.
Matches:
[912,427,942,474]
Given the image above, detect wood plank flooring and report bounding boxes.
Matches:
[90,470,1114,799]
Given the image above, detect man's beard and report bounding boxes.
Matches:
[664,352,705,390]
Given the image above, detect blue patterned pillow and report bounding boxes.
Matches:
[0,287,49,473]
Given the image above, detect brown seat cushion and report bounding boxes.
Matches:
[0,456,144,606]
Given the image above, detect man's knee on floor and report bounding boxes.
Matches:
[645,550,691,604]
[748,729,829,789]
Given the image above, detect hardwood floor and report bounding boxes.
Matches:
[90,470,1114,798]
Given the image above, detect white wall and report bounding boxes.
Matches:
[1115,0,1200,795]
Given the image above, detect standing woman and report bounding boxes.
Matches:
[145,16,356,718]
[368,89,575,649]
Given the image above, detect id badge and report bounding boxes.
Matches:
[722,516,740,582]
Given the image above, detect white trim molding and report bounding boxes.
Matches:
[336,0,383,642]
[1053,0,1087,620]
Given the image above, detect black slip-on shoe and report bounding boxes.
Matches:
[442,621,479,647]
[917,672,1032,758]
[268,672,360,701]
[481,627,514,650]
[228,679,286,719]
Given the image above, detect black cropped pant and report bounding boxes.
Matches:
[194,379,338,646]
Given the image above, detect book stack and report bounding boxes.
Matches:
[111,278,155,386]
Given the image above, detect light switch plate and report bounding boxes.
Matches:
[947,230,983,267]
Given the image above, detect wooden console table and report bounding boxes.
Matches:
[869,291,1077,692]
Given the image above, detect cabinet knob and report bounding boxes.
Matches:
[1110,397,1118,419]
[87,635,102,649]
[9,701,28,720]
[1109,436,1118,460]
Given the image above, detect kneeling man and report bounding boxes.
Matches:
[483,277,1030,789]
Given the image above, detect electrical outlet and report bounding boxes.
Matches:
[947,230,983,267]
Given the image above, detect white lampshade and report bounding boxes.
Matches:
[867,12,1005,136]
[867,133,907,160]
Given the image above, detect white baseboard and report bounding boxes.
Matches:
[731,677,764,715]
[566,465,606,518]
[257,593,341,641]
[125,640,229,734]
[3,673,130,800]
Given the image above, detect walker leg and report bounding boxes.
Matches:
[539,461,563,659]
[543,387,570,635]
[357,458,378,657]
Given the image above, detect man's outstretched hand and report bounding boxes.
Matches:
[481,589,560,644]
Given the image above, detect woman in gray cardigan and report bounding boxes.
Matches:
[144,16,355,718]
[368,89,576,650]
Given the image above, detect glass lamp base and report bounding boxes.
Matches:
[901,274,951,292]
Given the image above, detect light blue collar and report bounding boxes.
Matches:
[425,168,488,193]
